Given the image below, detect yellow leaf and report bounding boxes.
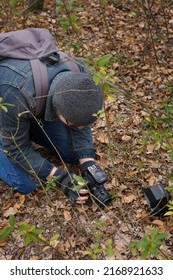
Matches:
[50,234,60,242]
[107,95,115,102]
[38,234,47,242]
[83,44,89,50]
[43,246,50,252]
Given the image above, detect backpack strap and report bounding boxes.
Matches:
[30,59,48,116]
[31,52,60,116]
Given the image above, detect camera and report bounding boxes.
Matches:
[81,162,112,206]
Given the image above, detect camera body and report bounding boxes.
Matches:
[144,184,171,216]
[81,161,112,206]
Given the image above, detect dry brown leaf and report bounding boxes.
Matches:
[3,207,18,217]
[136,210,148,219]
[146,144,155,154]
[56,243,66,255]
[115,239,127,251]
[2,200,13,210]
[0,219,9,227]
[97,132,109,144]
[78,215,88,226]
[107,112,115,124]
[97,153,108,167]
[144,172,157,186]
[123,194,136,203]
[64,210,72,221]
[121,135,131,142]
[169,225,173,232]
[68,234,76,248]
[152,220,164,227]
[13,202,23,209]
[120,224,129,233]
[0,240,7,247]
[30,256,39,260]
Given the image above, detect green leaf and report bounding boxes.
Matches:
[17,223,31,232]
[9,215,15,228]
[24,234,31,246]
[97,54,112,67]
[72,185,83,191]
[73,174,85,183]
[74,7,83,12]
[93,75,101,85]
[94,248,103,254]
[83,250,93,256]
[141,249,149,259]
[50,233,60,243]
[72,175,87,188]
[28,233,38,243]
[106,239,114,257]
[103,82,110,93]
[0,226,13,241]
[0,105,8,112]
[10,0,18,6]
[31,228,43,235]
[56,7,61,14]
[38,234,47,242]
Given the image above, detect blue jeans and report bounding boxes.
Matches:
[0,118,94,194]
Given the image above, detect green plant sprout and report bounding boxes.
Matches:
[130,227,167,259]
[0,97,14,112]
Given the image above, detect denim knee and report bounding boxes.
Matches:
[5,172,41,194]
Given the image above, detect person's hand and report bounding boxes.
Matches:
[54,168,89,204]
[76,189,89,204]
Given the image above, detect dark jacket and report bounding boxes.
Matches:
[0,54,94,179]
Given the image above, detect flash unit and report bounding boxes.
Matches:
[143,184,171,216]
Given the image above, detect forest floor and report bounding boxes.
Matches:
[0,0,173,260]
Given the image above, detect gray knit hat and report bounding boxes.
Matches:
[52,72,103,126]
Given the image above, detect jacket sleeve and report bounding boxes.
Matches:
[0,86,54,178]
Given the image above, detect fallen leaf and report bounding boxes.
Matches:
[2,200,13,210]
[107,112,115,123]
[115,240,127,251]
[30,256,39,260]
[68,234,76,248]
[3,207,18,217]
[152,220,164,227]
[121,135,131,142]
[0,240,7,247]
[136,210,148,219]
[64,210,72,221]
[0,220,9,227]
[144,172,157,186]
[120,224,129,233]
[146,144,155,154]
[169,225,173,232]
[56,243,66,255]
[123,194,136,203]
[97,132,109,144]
[78,215,88,226]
